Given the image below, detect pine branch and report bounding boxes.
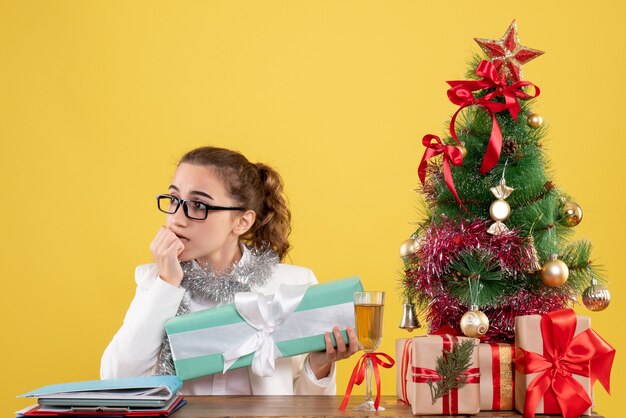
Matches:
[446,251,512,306]
[562,239,592,269]
[427,339,476,404]
[560,239,607,292]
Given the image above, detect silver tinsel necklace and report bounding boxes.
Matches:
[155,246,279,375]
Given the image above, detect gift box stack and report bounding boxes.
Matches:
[395,19,616,418]
[395,309,614,416]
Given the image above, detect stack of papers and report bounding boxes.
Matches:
[17,376,186,417]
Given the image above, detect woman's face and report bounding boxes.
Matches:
[166,163,245,263]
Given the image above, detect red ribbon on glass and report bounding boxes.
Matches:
[418,134,466,211]
[339,352,395,411]
[447,60,540,174]
[516,309,615,418]
[410,334,480,414]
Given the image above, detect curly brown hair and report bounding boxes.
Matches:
[179,146,291,260]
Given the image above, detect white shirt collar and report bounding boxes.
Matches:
[238,242,252,266]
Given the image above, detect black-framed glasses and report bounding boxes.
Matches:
[156,194,245,220]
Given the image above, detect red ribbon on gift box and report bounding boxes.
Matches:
[399,339,413,404]
[447,60,540,174]
[410,334,480,414]
[516,309,615,418]
[486,342,515,411]
[339,352,395,411]
[413,367,480,414]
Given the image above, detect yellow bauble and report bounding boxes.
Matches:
[527,113,544,128]
[400,238,417,258]
[456,145,468,159]
[541,256,569,287]
[489,199,511,222]
[559,201,583,227]
[460,309,489,338]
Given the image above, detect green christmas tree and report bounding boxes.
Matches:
[400,20,610,342]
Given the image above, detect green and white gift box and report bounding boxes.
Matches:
[164,276,363,380]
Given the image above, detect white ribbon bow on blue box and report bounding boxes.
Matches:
[222,283,309,377]
[165,276,362,380]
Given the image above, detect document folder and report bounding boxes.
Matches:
[19,376,183,408]
[21,396,186,417]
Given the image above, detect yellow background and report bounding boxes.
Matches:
[1,1,624,416]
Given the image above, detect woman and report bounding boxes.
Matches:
[101,146,358,395]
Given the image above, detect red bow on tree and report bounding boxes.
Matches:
[418,134,466,211]
[447,60,540,174]
[516,309,615,418]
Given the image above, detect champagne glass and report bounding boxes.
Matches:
[353,291,385,411]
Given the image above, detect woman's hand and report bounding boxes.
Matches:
[149,226,185,287]
[308,326,359,379]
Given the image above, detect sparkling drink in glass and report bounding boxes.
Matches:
[354,303,384,352]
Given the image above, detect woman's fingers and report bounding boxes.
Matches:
[176,239,185,256]
[151,227,173,252]
[151,227,178,255]
[165,238,184,257]
[151,226,184,286]
[333,327,346,353]
[149,226,166,253]
[346,326,359,354]
[324,332,335,356]
[322,326,359,362]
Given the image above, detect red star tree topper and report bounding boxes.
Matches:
[474,20,544,82]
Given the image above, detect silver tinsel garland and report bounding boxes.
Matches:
[155,246,279,375]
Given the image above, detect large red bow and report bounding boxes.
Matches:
[447,60,540,174]
[418,134,466,211]
[516,309,615,418]
[339,352,395,411]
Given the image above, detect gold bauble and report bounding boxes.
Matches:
[527,113,543,128]
[541,255,569,287]
[460,309,489,338]
[400,238,418,258]
[582,283,611,311]
[559,201,583,227]
[456,145,468,159]
[489,199,511,222]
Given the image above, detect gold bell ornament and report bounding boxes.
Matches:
[582,277,611,312]
[524,236,543,274]
[398,297,421,331]
[541,254,569,287]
